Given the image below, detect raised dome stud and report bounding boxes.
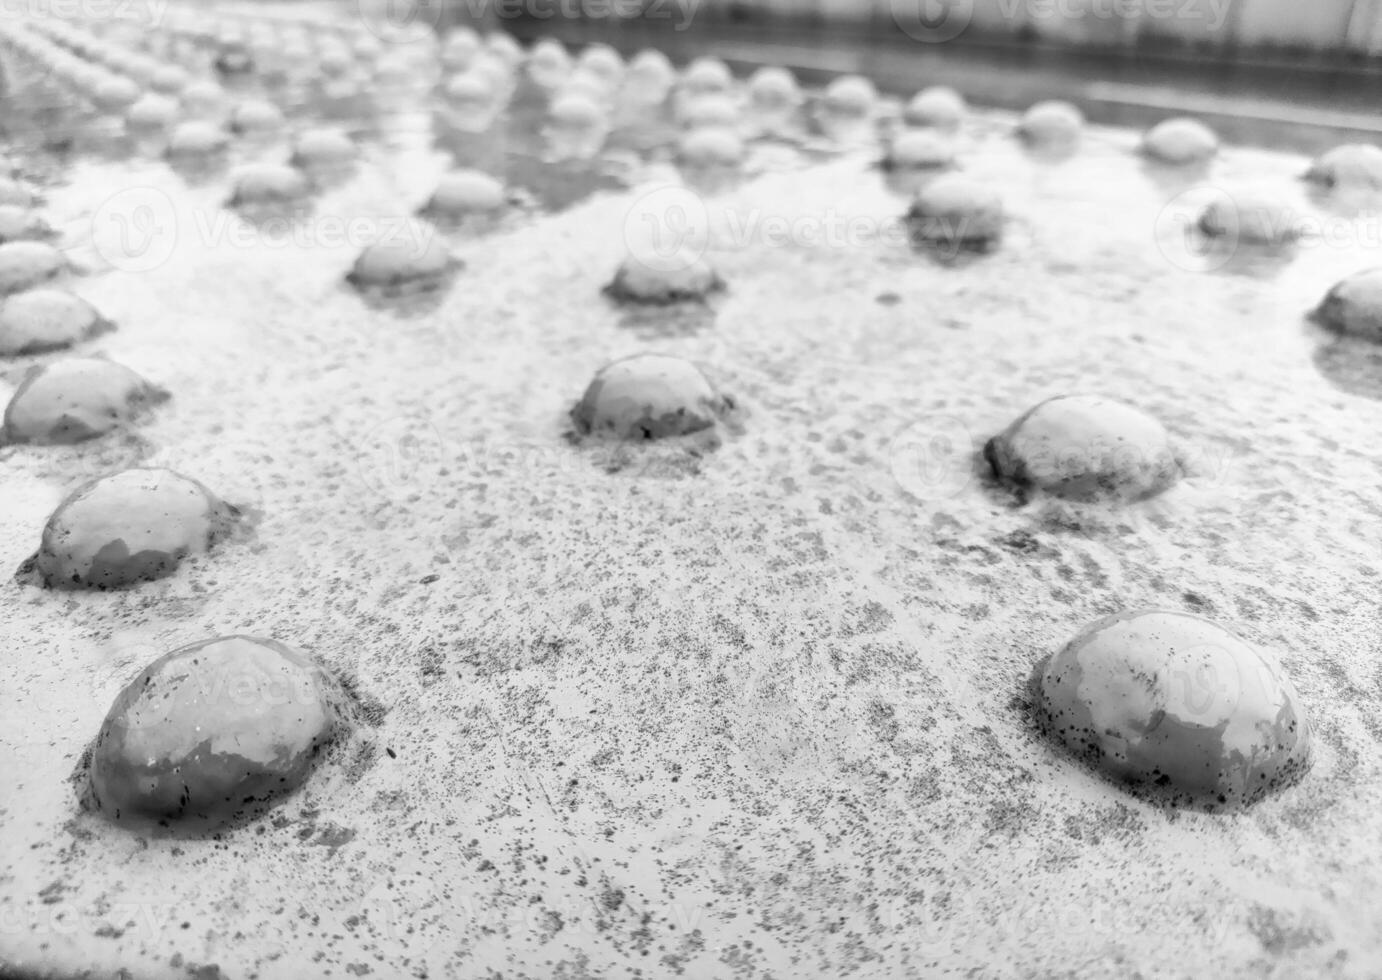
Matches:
[229,98,285,136]
[902,86,966,131]
[1197,185,1302,247]
[1,357,168,444]
[1140,117,1218,165]
[571,354,730,440]
[166,120,230,161]
[419,169,506,220]
[0,241,68,296]
[1017,100,1084,147]
[31,467,242,590]
[1303,143,1382,192]
[822,75,876,119]
[289,127,357,168]
[346,220,460,295]
[604,252,724,305]
[1036,609,1312,809]
[883,128,956,171]
[0,206,54,246]
[0,289,110,356]
[985,394,1181,502]
[1311,267,1382,342]
[905,174,1004,252]
[88,635,348,829]
[676,126,745,168]
[225,163,310,209]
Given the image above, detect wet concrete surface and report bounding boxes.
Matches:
[1,10,1382,979]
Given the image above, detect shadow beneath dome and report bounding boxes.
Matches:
[1303,182,1382,219]
[1019,653,1306,816]
[614,301,719,340]
[880,165,952,200]
[65,677,384,843]
[1194,232,1300,280]
[1310,330,1382,401]
[343,269,461,318]
[1137,157,1214,196]
[907,234,1002,268]
[168,152,232,185]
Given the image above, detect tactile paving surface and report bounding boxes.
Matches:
[2,6,1381,979]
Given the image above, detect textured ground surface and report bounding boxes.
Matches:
[2,12,1382,980]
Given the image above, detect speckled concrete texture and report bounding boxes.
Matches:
[1,18,1381,980]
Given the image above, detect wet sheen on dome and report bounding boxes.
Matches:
[89,635,348,828]
[1037,610,1312,809]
